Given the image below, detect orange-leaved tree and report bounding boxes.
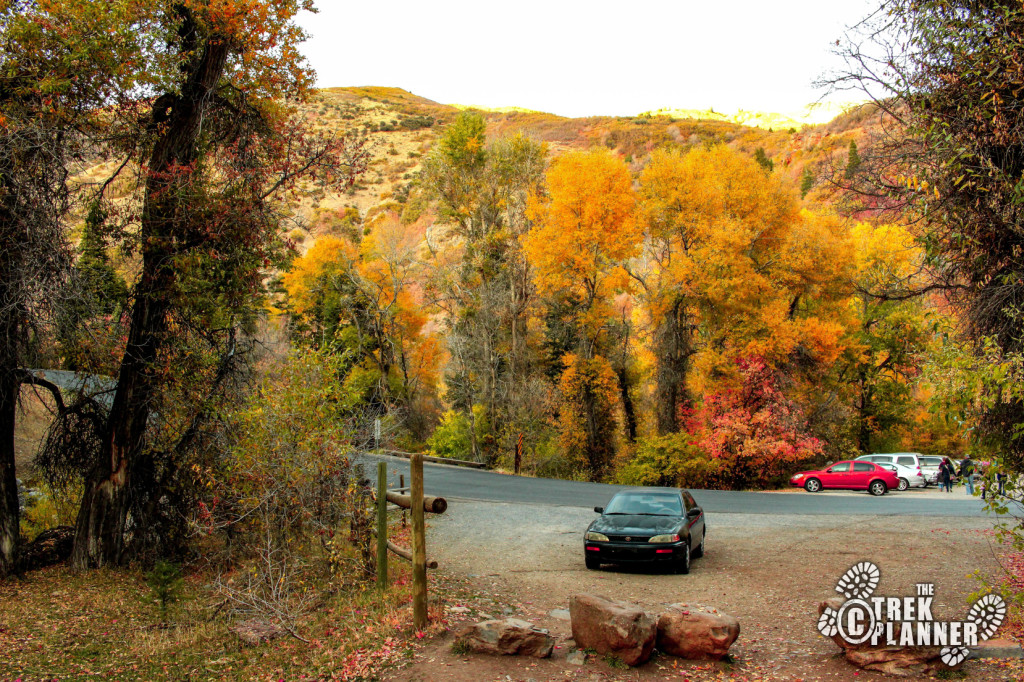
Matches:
[635,145,854,426]
[524,149,639,478]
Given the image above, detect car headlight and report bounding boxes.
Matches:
[585,532,609,542]
[649,534,681,543]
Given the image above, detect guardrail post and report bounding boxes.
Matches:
[376,461,388,589]
[411,453,427,629]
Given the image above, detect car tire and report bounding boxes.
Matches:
[674,542,691,574]
[691,528,706,558]
[585,556,601,570]
[869,480,888,496]
[897,477,909,492]
[804,478,822,493]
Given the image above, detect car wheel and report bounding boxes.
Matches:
[804,478,822,493]
[585,555,601,570]
[869,480,888,496]
[674,542,691,574]
[897,477,909,492]
[691,528,706,558]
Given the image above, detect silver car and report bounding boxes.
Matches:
[855,453,927,491]
[918,455,945,485]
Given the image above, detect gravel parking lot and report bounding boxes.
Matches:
[394,492,1017,681]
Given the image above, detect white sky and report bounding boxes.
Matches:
[297,0,877,118]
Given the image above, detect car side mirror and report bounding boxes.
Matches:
[687,508,701,517]
[825,468,833,473]
[593,506,604,514]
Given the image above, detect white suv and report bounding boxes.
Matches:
[855,453,927,491]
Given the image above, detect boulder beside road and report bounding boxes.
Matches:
[569,593,657,666]
[455,618,555,658]
[657,604,740,660]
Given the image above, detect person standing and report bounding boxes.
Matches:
[940,457,954,492]
[960,455,976,495]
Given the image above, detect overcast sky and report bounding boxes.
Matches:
[297,0,877,118]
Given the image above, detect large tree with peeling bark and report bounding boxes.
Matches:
[0,0,145,576]
[69,0,366,567]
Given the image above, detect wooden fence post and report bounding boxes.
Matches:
[376,461,388,589]
[410,453,427,630]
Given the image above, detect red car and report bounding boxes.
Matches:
[790,460,899,496]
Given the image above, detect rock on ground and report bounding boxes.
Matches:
[455,618,554,658]
[569,593,656,666]
[657,604,740,660]
[229,619,285,646]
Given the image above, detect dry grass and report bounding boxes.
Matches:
[0,526,468,680]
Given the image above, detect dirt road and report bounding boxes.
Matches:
[393,495,1020,681]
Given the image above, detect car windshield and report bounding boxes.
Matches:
[604,493,682,516]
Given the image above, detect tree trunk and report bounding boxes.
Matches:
[654,300,693,435]
[0,207,22,576]
[616,365,638,444]
[0,369,19,576]
[72,18,230,567]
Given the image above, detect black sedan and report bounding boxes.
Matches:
[584,487,706,574]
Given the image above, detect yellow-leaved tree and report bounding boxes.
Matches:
[524,150,639,477]
[635,145,854,419]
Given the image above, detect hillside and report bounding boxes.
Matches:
[289,86,880,250]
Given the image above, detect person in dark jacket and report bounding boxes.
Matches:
[940,457,954,492]
[960,456,976,495]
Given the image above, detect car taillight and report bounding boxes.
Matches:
[917,468,922,475]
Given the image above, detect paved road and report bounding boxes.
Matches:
[355,453,994,517]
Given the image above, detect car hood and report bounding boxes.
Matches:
[590,514,684,535]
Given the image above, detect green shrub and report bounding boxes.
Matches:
[426,406,490,461]
[20,483,79,539]
[615,434,720,488]
[146,559,184,621]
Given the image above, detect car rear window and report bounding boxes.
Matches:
[896,456,917,467]
[920,457,942,466]
[853,462,874,472]
[605,493,683,516]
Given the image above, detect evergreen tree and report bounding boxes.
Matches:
[800,167,814,198]
[753,147,774,173]
[845,140,862,179]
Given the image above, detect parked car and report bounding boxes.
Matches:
[790,460,899,496]
[855,454,927,490]
[918,455,945,485]
[584,488,705,574]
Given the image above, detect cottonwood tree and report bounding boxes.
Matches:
[0,0,144,576]
[826,0,1024,470]
[633,146,853,435]
[523,149,639,477]
[67,0,368,567]
[422,112,545,462]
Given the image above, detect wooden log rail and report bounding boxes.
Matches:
[379,448,486,469]
[385,490,447,514]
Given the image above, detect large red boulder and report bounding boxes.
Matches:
[657,604,740,659]
[569,593,657,666]
[454,618,554,658]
